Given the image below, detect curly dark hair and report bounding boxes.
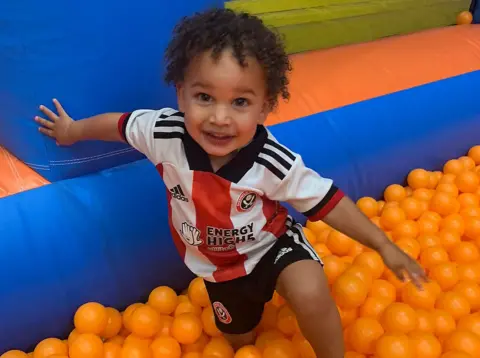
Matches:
[164,8,292,110]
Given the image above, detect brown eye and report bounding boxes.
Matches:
[197,93,212,102]
[233,98,248,107]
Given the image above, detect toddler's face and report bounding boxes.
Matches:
[176,48,269,160]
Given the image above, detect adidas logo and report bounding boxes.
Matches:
[169,185,189,202]
[274,247,292,264]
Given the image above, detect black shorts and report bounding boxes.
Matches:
[204,218,323,335]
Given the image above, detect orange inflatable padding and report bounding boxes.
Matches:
[0,146,50,199]
[266,25,480,126]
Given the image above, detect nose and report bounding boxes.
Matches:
[209,104,231,126]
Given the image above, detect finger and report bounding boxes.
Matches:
[52,98,68,117]
[38,126,55,138]
[415,265,429,281]
[393,268,407,282]
[34,116,55,129]
[406,257,428,279]
[39,104,58,121]
[409,272,425,290]
[407,265,428,289]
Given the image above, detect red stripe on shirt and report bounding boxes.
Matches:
[262,199,288,238]
[192,172,247,282]
[308,189,345,222]
[117,113,130,141]
[158,163,186,259]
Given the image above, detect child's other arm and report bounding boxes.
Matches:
[35,98,125,145]
[321,195,389,252]
[321,195,428,288]
[263,146,427,288]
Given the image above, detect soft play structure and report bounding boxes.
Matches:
[226,0,473,53]
[0,0,479,353]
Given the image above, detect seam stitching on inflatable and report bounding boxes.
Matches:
[20,147,137,170]
[48,147,137,166]
[47,147,135,163]
[23,163,50,170]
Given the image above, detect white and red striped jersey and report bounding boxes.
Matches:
[118,108,344,282]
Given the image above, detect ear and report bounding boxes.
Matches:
[257,102,271,124]
[176,83,185,112]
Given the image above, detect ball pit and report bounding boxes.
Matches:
[0,2,480,355]
[2,145,480,358]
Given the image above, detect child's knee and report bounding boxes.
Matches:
[294,283,336,315]
[277,260,336,315]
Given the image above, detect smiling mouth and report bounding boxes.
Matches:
[204,131,234,139]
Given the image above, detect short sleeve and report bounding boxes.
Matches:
[118,109,157,155]
[268,154,345,222]
[117,107,184,164]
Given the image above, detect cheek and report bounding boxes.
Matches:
[185,95,212,113]
[184,115,203,137]
[183,102,206,126]
[236,115,259,136]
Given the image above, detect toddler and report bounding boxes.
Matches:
[35,8,426,357]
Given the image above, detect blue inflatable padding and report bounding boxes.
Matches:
[0,0,223,182]
[1,69,480,353]
[270,70,480,222]
[474,1,480,23]
[0,159,193,353]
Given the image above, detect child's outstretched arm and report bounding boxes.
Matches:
[322,195,428,288]
[35,98,124,145]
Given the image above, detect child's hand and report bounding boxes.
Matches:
[379,241,428,290]
[35,98,77,146]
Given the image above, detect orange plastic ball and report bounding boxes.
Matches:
[457,11,473,25]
